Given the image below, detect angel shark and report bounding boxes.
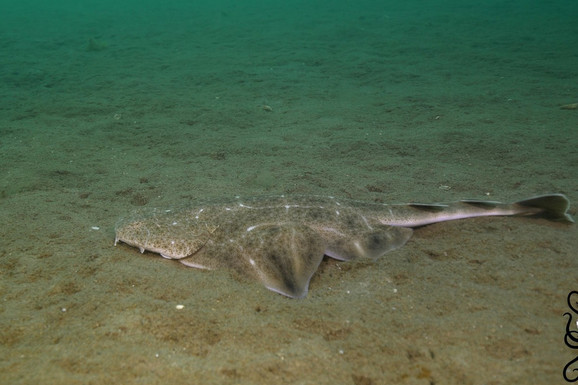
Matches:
[115,194,573,298]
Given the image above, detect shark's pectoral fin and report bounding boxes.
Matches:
[178,246,220,270]
[325,226,413,261]
[239,224,326,299]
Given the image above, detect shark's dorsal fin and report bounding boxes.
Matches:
[459,199,502,209]
[407,203,448,212]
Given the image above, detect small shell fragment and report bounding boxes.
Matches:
[175,304,184,310]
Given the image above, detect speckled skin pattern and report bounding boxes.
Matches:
[115,194,572,298]
[115,195,414,298]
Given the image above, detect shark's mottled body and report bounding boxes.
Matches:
[115,194,573,298]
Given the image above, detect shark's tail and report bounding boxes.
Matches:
[513,194,574,223]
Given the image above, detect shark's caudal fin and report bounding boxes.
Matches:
[513,194,574,223]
